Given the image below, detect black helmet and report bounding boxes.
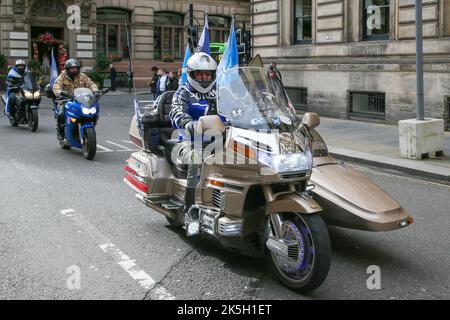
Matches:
[64,59,81,70]
[64,59,81,79]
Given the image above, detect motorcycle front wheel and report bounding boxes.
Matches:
[265,213,331,293]
[9,114,18,127]
[82,127,97,160]
[28,109,38,132]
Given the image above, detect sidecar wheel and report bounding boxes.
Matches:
[82,127,97,160]
[265,213,331,293]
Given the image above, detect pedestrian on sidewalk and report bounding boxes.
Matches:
[167,71,179,91]
[109,64,117,92]
[149,66,159,100]
[156,68,169,98]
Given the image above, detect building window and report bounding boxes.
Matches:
[363,0,390,40]
[286,87,308,111]
[154,12,184,61]
[294,0,312,44]
[96,8,131,58]
[349,91,386,119]
[209,15,231,43]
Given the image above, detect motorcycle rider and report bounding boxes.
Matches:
[169,52,219,209]
[52,59,98,140]
[5,60,28,119]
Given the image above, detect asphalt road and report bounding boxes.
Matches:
[0,95,448,300]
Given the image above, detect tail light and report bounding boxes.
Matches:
[124,165,148,194]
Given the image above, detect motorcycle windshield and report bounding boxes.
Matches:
[217,67,299,132]
[23,73,38,91]
[74,88,95,107]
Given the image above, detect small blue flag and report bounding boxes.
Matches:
[180,43,191,87]
[217,19,239,75]
[197,14,211,55]
[50,48,58,87]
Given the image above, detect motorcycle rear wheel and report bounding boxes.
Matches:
[266,213,331,293]
[82,127,97,160]
[28,109,38,132]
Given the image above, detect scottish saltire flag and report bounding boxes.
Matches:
[197,14,210,55]
[217,19,239,75]
[50,48,58,87]
[180,43,191,87]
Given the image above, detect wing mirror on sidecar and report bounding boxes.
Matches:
[302,112,320,129]
[196,115,226,135]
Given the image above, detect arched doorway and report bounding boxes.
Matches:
[29,0,68,72]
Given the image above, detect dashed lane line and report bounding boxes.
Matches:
[105,140,135,151]
[97,144,114,152]
[60,208,175,300]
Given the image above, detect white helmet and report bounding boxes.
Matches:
[15,60,26,67]
[187,52,217,94]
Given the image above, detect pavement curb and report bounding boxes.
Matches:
[328,146,450,183]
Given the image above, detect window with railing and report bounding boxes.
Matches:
[349,91,386,118]
[363,0,390,40]
[286,87,308,111]
[154,12,184,61]
[294,0,312,44]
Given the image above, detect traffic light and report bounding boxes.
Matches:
[188,25,198,53]
[236,29,252,65]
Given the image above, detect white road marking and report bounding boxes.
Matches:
[97,144,113,152]
[121,140,135,145]
[60,208,175,300]
[105,140,134,151]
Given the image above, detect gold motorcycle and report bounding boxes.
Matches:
[124,67,332,292]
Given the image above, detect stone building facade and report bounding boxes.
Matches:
[251,0,450,127]
[0,0,250,85]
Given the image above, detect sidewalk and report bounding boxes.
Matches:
[316,117,450,182]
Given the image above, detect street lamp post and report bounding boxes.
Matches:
[415,0,424,121]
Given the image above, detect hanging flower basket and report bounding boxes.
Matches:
[34,32,69,72]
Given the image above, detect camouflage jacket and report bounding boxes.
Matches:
[53,70,98,97]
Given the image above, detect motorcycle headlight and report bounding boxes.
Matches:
[258,152,311,174]
[82,107,97,115]
[34,91,41,99]
[24,91,33,99]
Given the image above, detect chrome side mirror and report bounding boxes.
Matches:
[302,112,320,129]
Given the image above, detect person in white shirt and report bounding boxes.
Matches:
[156,68,169,97]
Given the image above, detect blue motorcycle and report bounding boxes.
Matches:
[53,87,109,160]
